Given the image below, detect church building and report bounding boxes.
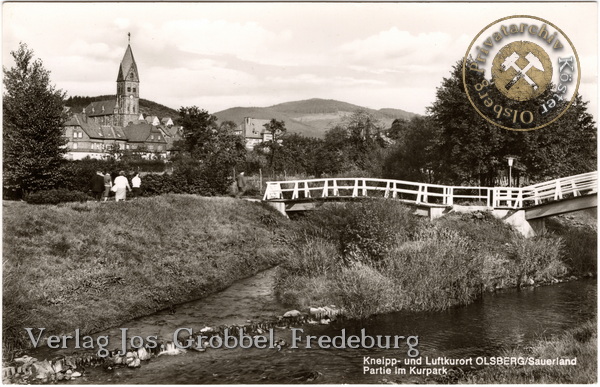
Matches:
[63,36,179,160]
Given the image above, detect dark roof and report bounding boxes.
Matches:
[122,123,167,143]
[85,100,116,117]
[64,113,125,140]
[117,44,139,82]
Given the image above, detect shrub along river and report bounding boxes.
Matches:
[31,268,596,384]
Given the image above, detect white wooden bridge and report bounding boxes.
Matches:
[263,171,597,236]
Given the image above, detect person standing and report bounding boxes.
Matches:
[90,170,105,201]
[235,171,247,198]
[131,172,142,198]
[102,171,112,202]
[113,171,131,202]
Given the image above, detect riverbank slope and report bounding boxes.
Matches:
[276,200,596,318]
[3,195,293,356]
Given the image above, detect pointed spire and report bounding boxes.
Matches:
[116,37,139,82]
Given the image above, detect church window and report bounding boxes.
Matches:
[148,145,154,150]
[158,145,163,151]
[127,87,131,92]
[133,87,136,93]
[133,106,136,113]
[73,143,78,149]
[151,135,154,140]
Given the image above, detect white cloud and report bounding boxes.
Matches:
[113,18,130,29]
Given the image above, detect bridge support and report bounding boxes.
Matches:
[266,201,289,218]
[492,209,545,238]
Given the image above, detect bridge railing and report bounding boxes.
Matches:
[519,171,597,206]
[263,171,597,210]
[263,178,495,206]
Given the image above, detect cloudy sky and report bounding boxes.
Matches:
[3,2,597,117]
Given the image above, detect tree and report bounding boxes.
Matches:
[3,43,67,197]
[175,106,246,194]
[219,120,238,133]
[342,110,387,174]
[424,59,596,186]
[261,119,287,170]
[383,116,439,182]
[427,60,504,186]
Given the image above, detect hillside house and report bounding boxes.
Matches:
[239,117,273,150]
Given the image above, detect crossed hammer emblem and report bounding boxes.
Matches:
[501,52,545,91]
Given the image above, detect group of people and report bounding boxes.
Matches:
[90,171,142,202]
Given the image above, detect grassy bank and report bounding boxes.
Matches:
[275,200,596,319]
[451,320,597,383]
[3,195,292,355]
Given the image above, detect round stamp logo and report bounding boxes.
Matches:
[463,15,580,131]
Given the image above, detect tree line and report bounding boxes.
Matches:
[3,44,596,201]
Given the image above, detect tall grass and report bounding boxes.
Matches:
[454,320,597,384]
[275,201,587,319]
[546,213,597,275]
[3,195,292,355]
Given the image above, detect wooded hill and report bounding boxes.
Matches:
[65,96,418,138]
[65,95,179,120]
[214,98,419,138]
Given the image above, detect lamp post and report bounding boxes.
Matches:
[507,157,515,187]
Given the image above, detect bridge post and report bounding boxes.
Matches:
[322,180,328,197]
[554,180,562,200]
[265,201,288,218]
[352,180,358,197]
[516,190,523,208]
[333,180,339,196]
[362,179,367,196]
[446,187,454,206]
[292,182,299,200]
[571,181,580,197]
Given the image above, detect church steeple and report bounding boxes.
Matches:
[116,33,140,126]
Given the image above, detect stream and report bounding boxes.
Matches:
[32,268,596,384]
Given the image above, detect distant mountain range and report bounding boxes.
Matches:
[66,96,418,138]
[214,98,418,138]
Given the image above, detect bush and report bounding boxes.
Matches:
[25,189,91,205]
[55,158,167,194]
[546,216,597,275]
[380,227,484,311]
[279,232,338,277]
[333,262,396,319]
[508,236,566,286]
[141,160,235,197]
[339,199,419,264]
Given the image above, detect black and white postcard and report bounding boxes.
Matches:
[2,2,597,384]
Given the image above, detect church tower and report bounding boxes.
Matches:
[116,33,140,127]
